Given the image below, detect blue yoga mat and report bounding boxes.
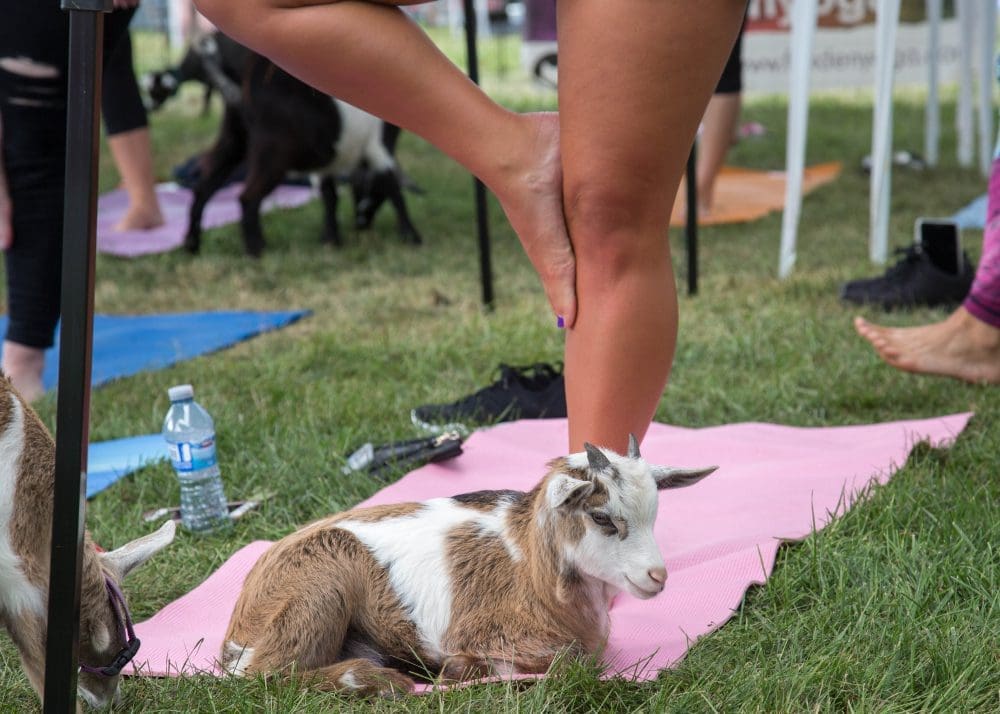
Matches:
[952,194,987,230]
[0,310,309,392]
[88,433,166,499]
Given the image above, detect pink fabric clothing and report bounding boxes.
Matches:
[963,157,1000,327]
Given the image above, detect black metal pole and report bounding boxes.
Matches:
[44,2,110,712]
[684,143,699,296]
[462,0,494,309]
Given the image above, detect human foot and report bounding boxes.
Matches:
[2,341,45,402]
[114,202,165,232]
[854,308,1000,384]
[489,112,576,327]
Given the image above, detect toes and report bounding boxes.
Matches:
[541,259,577,329]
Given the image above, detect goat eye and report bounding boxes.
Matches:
[589,511,615,531]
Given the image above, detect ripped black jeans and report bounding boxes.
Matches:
[1,1,146,349]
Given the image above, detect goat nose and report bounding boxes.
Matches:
[648,567,667,586]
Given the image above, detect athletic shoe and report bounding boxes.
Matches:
[839,244,974,310]
[411,362,567,434]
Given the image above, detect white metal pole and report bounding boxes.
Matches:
[957,0,976,168]
[778,0,818,279]
[976,0,997,177]
[869,0,901,265]
[925,0,942,167]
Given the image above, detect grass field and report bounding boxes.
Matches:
[0,30,998,713]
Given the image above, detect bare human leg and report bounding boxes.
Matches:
[1,340,45,402]
[193,0,576,326]
[558,0,746,452]
[107,127,164,231]
[696,92,741,216]
[854,310,1000,384]
[0,112,10,250]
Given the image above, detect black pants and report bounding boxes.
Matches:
[1,1,147,349]
[714,18,744,95]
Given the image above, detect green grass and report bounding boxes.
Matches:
[1,35,999,711]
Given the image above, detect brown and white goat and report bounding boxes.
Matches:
[0,376,175,710]
[221,435,715,696]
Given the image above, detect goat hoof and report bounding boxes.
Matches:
[183,238,201,255]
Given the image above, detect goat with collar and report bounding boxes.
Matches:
[0,376,175,711]
[222,435,715,696]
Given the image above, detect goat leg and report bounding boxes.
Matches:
[186,108,247,254]
[239,142,292,257]
[298,659,414,698]
[318,174,342,247]
[378,170,422,246]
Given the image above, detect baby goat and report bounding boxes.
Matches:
[222,435,715,696]
[160,33,422,257]
[0,376,175,710]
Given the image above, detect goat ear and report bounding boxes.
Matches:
[652,465,717,491]
[584,443,612,472]
[101,520,176,579]
[547,475,595,510]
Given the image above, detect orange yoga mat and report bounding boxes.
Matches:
[671,161,842,227]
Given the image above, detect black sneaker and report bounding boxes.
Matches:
[839,244,974,310]
[411,363,567,434]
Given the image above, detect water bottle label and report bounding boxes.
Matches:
[168,437,218,472]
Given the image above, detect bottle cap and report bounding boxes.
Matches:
[167,384,194,402]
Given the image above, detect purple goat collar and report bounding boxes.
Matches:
[78,576,141,677]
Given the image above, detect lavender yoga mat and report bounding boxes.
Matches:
[125,413,971,681]
[97,183,315,258]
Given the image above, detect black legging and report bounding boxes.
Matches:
[1,1,147,349]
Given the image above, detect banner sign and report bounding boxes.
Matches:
[743,0,963,92]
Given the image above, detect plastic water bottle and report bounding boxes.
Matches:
[163,384,231,533]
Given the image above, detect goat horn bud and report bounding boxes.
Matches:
[627,433,641,459]
[584,442,612,472]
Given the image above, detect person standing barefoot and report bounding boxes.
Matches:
[193,0,747,452]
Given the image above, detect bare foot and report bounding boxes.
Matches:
[854,308,1000,384]
[114,203,165,232]
[489,112,577,327]
[2,341,45,402]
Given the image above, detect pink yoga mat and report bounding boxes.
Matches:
[125,413,971,680]
[97,183,315,258]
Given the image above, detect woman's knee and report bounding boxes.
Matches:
[565,178,672,273]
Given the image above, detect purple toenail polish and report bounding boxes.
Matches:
[557,315,565,329]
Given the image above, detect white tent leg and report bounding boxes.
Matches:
[925,0,942,168]
[977,0,997,177]
[957,0,977,168]
[870,0,900,265]
[778,0,817,279]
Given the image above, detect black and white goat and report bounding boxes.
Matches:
[146,33,422,256]
[142,33,248,114]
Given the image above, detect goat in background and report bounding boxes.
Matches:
[145,33,423,256]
